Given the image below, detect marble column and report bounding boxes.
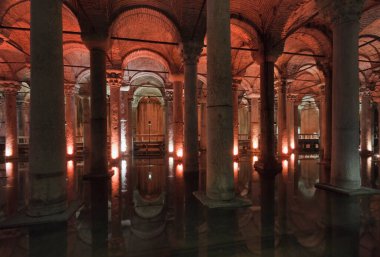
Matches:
[206,0,234,200]
[28,0,66,216]
[170,74,184,160]
[64,83,76,157]
[232,79,241,156]
[165,89,174,154]
[329,0,364,189]
[277,80,288,155]
[182,42,202,172]
[360,88,373,155]
[200,93,207,152]
[107,71,122,160]
[286,95,296,152]
[250,97,260,152]
[1,82,21,159]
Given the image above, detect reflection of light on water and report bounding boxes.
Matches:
[282,146,288,154]
[176,148,183,158]
[252,139,258,149]
[290,153,295,161]
[233,146,238,156]
[148,171,152,180]
[5,147,12,157]
[5,162,13,177]
[120,120,127,152]
[253,156,258,164]
[111,144,119,159]
[168,143,174,153]
[121,160,127,192]
[233,162,239,173]
[176,164,183,177]
[112,167,119,185]
[168,157,174,177]
[67,145,74,155]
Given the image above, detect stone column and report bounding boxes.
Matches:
[165,89,174,154]
[182,42,202,172]
[120,90,127,155]
[276,79,288,155]
[250,97,260,152]
[1,82,21,159]
[294,102,300,152]
[360,88,373,155]
[80,87,91,157]
[206,0,234,200]
[232,79,241,156]
[64,83,76,157]
[286,95,296,152]
[28,0,66,216]
[328,0,364,189]
[170,74,184,160]
[107,71,122,160]
[199,90,207,151]
[17,98,30,140]
[127,93,133,155]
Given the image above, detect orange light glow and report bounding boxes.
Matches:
[282,160,288,169]
[290,153,295,161]
[233,162,239,173]
[176,164,183,177]
[5,162,13,177]
[67,160,74,172]
[282,146,289,154]
[5,147,12,157]
[290,142,295,150]
[233,146,239,156]
[253,156,258,163]
[169,144,174,153]
[176,148,183,158]
[112,166,119,182]
[252,140,259,149]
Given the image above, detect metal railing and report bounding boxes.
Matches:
[135,134,164,142]
[298,134,319,140]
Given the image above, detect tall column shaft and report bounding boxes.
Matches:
[172,78,184,159]
[200,101,207,151]
[89,48,108,175]
[165,90,174,154]
[324,80,332,162]
[232,83,240,156]
[360,90,372,154]
[182,42,202,172]
[3,85,20,159]
[108,72,122,160]
[330,1,363,189]
[29,0,66,216]
[286,96,296,151]
[206,0,234,200]
[250,98,260,151]
[277,81,288,155]
[127,95,133,155]
[64,84,76,157]
[82,95,91,156]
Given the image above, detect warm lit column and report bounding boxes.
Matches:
[120,90,127,155]
[232,79,241,156]
[294,102,300,152]
[250,97,260,151]
[276,79,288,155]
[318,85,327,159]
[182,42,202,172]
[329,0,363,189]
[107,71,122,160]
[171,74,184,160]
[80,87,91,156]
[1,82,21,159]
[127,93,133,155]
[360,88,373,155]
[64,83,76,157]
[287,95,296,152]
[17,97,30,141]
[165,89,174,154]
[199,91,207,151]
[28,0,66,216]
[206,0,234,200]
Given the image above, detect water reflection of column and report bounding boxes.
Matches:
[174,163,185,240]
[328,196,360,257]
[110,165,125,253]
[66,160,75,202]
[5,161,18,216]
[29,222,67,257]
[360,156,372,187]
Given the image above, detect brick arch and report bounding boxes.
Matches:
[122,49,171,73]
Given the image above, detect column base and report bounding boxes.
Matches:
[315,183,380,196]
[360,150,373,157]
[4,156,18,161]
[0,200,82,229]
[83,171,113,181]
[193,191,251,208]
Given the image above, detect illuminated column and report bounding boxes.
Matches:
[17,98,30,140]
[232,79,241,156]
[107,71,122,160]
[328,0,363,189]
[80,87,91,156]
[360,88,372,155]
[276,79,288,155]
[250,97,260,152]
[127,94,133,155]
[120,90,127,155]
[206,0,234,200]
[170,74,184,160]
[28,0,66,215]
[1,82,21,159]
[182,41,202,172]
[64,83,76,157]
[165,89,174,154]
[287,95,296,152]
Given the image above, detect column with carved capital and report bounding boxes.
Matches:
[165,89,174,154]
[107,71,122,160]
[360,88,373,155]
[277,80,288,155]
[232,78,241,156]
[1,82,21,159]
[328,0,363,189]
[206,0,234,200]
[182,42,202,172]
[28,0,66,215]
[64,83,77,157]
[250,97,260,152]
[170,74,184,160]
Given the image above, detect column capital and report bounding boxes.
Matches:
[180,41,203,65]
[317,0,364,25]
[64,83,77,96]
[169,73,184,83]
[287,94,298,102]
[82,32,110,52]
[107,71,123,89]
[0,81,21,94]
[165,89,173,102]
[359,86,372,98]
